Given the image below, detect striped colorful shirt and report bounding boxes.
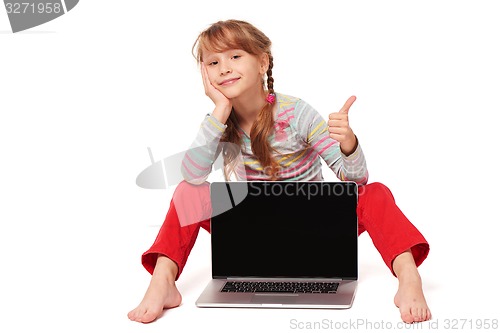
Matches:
[181,93,368,184]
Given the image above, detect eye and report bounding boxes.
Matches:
[208,61,218,66]
[231,55,241,60]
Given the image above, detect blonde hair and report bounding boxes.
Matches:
[192,20,279,180]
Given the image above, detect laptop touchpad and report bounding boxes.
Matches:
[251,294,298,304]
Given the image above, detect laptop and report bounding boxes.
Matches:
[195,181,358,309]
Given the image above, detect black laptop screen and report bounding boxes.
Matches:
[210,182,358,279]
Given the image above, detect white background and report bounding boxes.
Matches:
[1,1,499,332]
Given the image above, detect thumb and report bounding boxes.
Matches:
[340,95,357,114]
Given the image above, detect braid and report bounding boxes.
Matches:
[266,54,274,94]
[249,52,281,180]
[220,111,242,180]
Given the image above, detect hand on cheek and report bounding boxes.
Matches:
[201,62,232,109]
[201,63,233,123]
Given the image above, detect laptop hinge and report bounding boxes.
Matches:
[226,277,344,282]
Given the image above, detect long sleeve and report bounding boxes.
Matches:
[292,99,369,185]
[180,114,227,184]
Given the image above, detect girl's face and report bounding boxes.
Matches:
[202,49,268,99]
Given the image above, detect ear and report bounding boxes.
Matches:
[259,53,270,75]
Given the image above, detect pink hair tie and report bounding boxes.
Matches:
[266,93,276,104]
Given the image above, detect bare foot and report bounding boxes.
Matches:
[128,275,182,323]
[394,268,431,324]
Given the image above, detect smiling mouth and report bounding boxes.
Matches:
[219,78,240,86]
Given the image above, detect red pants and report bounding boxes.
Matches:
[142,181,429,279]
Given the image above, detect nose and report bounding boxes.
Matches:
[219,61,232,75]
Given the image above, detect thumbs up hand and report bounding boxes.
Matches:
[328,96,358,156]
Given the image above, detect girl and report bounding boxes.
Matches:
[128,19,431,324]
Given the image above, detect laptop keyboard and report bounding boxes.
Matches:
[221,281,339,294]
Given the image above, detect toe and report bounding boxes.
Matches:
[415,306,431,322]
[128,307,149,323]
[127,309,137,321]
[401,308,414,324]
[413,307,423,322]
[140,309,160,323]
